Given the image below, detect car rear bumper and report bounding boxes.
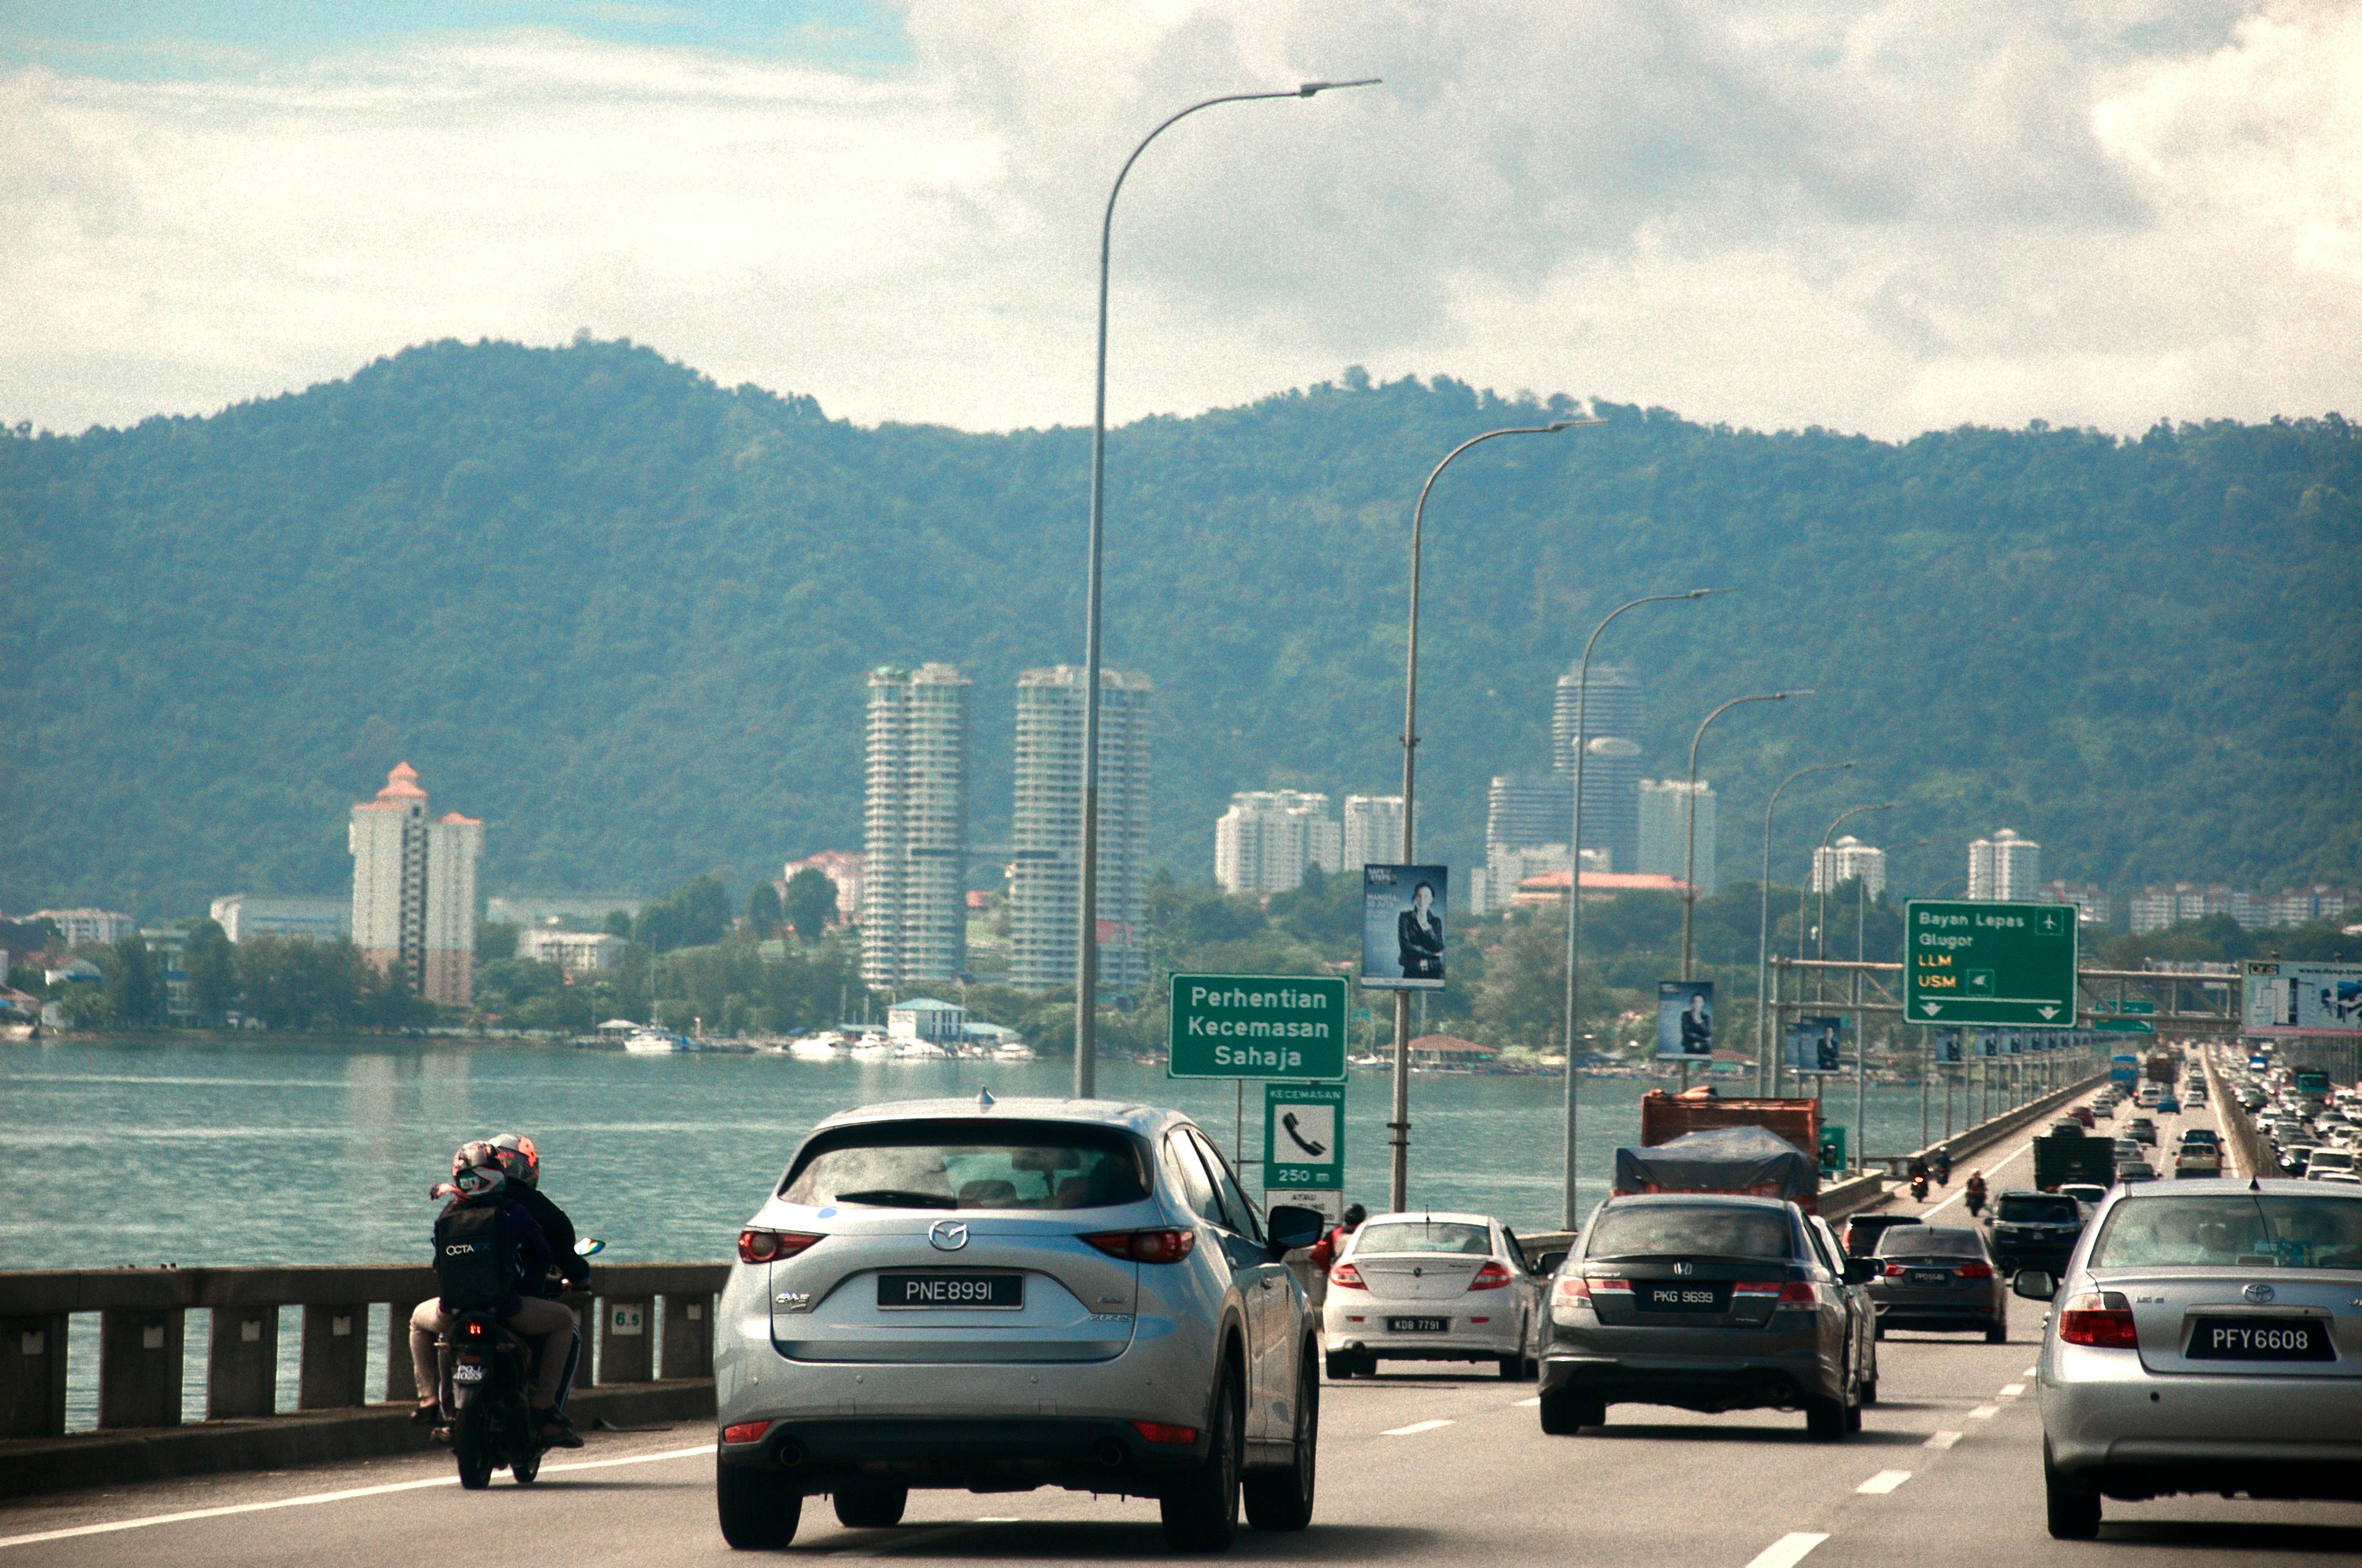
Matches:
[716,1415,1208,1495]
[1324,1302,1522,1360]
[2042,1348,2362,1493]
[1540,1327,1835,1413]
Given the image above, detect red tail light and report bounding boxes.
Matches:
[464,1320,484,1337]
[1550,1276,1590,1307]
[2058,1290,2138,1349]
[1882,1263,1906,1277]
[722,1420,773,1444]
[1469,1260,1513,1291]
[738,1229,822,1264]
[1954,1261,1995,1280]
[1131,1420,1197,1444]
[1734,1280,1817,1304]
[1328,1261,1366,1290]
[1081,1228,1196,1264]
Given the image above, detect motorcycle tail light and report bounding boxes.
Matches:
[1468,1261,1513,1291]
[1328,1262,1366,1290]
[738,1229,822,1264]
[2058,1289,2138,1348]
[1080,1228,1196,1264]
[464,1320,485,1337]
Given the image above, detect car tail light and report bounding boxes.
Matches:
[2058,1290,2138,1348]
[1131,1420,1197,1444]
[1733,1280,1816,1305]
[1881,1263,1906,1277]
[1954,1261,1995,1280]
[1550,1276,1591,1308]
[722,1420,773,1444]
[1328,1262,1366,1290]
[1081,1228,1197,1264]
[738,1228,822,1264]
[1469,1260,1513,1291]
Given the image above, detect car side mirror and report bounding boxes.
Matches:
[1535,1250,1569,1275]
[1843,1258,1879,1285]
[2013,1269,2056,1301]
[1265,1205,1325,1256]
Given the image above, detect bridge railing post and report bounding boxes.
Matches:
[297,1303,367,1409]
[659,1292,712,1380]
[385,1288,431,1406]
[206,1306,277,1420]
[1,1313,70,1437]
[99,1307,184,1429]
[597,1296,654,1384]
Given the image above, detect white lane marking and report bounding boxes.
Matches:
[0,1443,709,1551]
[1856,1470,1913,1494]
[1925,1429,1963,1449]
[1999,1383,2025,1397]
[1968,1405,1999,1420]
[1919,1113,2054,1219]
[1382,1418,1454,1436]
[1511,1397,1541,1407]
[2022,1366,2037,1377]
[1743,1532,1830,1568]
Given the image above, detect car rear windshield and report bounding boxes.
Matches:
[1997,1196,2082,1225]
[1354,1221,1492,1256]
[2091,1195,2362,1271]
[1876,1226,1985,1259]
[1585,1205,1793,1262]
[780,1119,1150,1210]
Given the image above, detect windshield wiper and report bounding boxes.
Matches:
[833,1189,958,1209]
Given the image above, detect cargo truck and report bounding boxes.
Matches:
[2032,1133,2117,1191]
[1628,1089,1825,1211]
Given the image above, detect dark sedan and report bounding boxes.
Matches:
[1985,1190,2088,1274]
[1867,1224,2007,1342]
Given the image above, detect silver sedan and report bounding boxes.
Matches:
[1321,1212,1544,1379]
[2019,1178,2362,1538]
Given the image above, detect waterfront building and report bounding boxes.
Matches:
[516,928,628,974]
[1010,665,1151,996]
[32,909,137,946]
[1341,794,1405,873]
[862,664,970,990]
[1637,779,1718,895]
[349,762,482,1008]
[781,852,866,923]
[1966,829,2040,902]
[1213,791,1341,894]
[1811,835,1887,897]
[886,996,966,1043]
[209,894,352,944]
[2036,880,2112,928]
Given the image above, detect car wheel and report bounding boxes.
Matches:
[1986,1316,2008,1345]
[1521,1351,1541,1382]
[1873,1322,1886,1341]
[1860,1376,1878,1407]
[1496,1353,1522,1380]
[1354,1352,1379,1378]
[1844,1397,1863,1433]
[716,1450,804,1550]
[2044,1441,2101,1540]
[1537,1390,1603,1435]
[1243,1348,1317,1532]
[1324,1350,1354,1380]
[1161,1366,1242,1552]
[1804,1395,1848,1441]
[833,1483,908,1529]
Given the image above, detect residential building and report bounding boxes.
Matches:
[1485,773,1574,900]
[1213,791,1341,894]
[781,852,866,923]
[1553,665,1644,873]
[210,894,352,944]
[1811,835,1886,897]
[2036,880,2112,928]
[886,996,964,1043]
[516,928,628,974]
[2269,885,2357,927]
[138,927,194,1022]
[1966,829,2040,902]
[485,894,642,929]
[2127,882,2270,934]
[2127,884,2193,934]
[1341,794,1406,874]
[1009,665,1152,995]
[1637,779,1717,895]
[349,762,482,1008]
[1552,664,1644,775]
[862,664,970,990]
[33,909,137,946]
[1511,869,1689,909]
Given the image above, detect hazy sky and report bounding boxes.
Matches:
[4,1,2354,438]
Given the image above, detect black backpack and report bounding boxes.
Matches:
[435,1201,519,1311]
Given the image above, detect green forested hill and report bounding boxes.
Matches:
[4,338,2358,920]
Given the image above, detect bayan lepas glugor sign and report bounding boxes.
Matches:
[1168,973,1348,1081]
[1904,899,2077,1028]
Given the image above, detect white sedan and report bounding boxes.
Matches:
[1321,1212,1544,1380]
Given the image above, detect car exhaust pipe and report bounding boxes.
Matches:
[1093,1438,1127,1470]
[775,1439,807,1469]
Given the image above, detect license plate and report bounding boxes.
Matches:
[452,1361,486,1384]
[2186,1317,2335,1362]
[876,1272,1024,1310]
[1909,1269,1952,1287]
[1639,1284,1727,1313]
[1387,1316,1449,1333]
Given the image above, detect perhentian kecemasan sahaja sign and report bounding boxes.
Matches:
[1167,974,1349,1081]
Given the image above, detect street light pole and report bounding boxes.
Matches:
[1559,588,1726,1229]
[1679,693,1808,980]
[1757,761,1855,1096]
[1809,799,1897,1158]
[1389,416,1599,1211]
[1072,78,1377,1098]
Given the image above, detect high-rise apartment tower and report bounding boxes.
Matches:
[1553,664,1644,871]
[1213,792,1340,894]
[862,664,970,988]
[1010,666,1152,996]
[1342,794,1406,873]
[1637,778,1717,895]
[1967,829,2040,902]
[349,762,481,1007]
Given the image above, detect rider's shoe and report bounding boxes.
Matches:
[536,1410,584,1449]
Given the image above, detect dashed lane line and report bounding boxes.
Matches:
[1743,1531,1829,1568]
[1924,1430,1963,1449]
[0,1443,711,1551]
[1967,1405,1999,1420]
[1382,1419,1455,1436]
[1511,1397,1541,1408]
[2022,1366,2037,1377]
[1999,1383,2026,1397]
[1855,1471,1913,1495]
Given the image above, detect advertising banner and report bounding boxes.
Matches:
[1785,1015,1845,1073]
[1657,980,1715,1062]
[1936,1027,1963,1064]
[2242,960,2362,1035]
[1360,865,1448,992]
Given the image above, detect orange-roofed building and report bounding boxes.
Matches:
[1511,869,1689,909]
[350,763,483,1008]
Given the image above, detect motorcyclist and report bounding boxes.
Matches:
[1964,1170,1989,1218]
[1932,1149,1952,1186]
[406,1142,583,1449]
[486,1132,590,1416]
[1308,1203,1368,1274]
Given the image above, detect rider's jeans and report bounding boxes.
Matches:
[410,1297,576,1406]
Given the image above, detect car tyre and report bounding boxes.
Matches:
[1354,1351,1379,1378]
[1537,1390,1602,1435]
[1496,1353,1522,1380]
[1161,1367,1242,1552]
[1324,1350,1354,1380]
[833,1483,908,1529]
[2044,1441,2101,1540]
[1243,1350,1317,1532]
[1985,1316,2008,1345]
[1804,1394,1848,1441]
[717,1450,804,1550]
[1860,1376,1878,1407]
[1873,1322,1886,1341]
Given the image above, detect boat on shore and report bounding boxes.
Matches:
[622,1026,699,1054]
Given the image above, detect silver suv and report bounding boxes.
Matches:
[714,1097,1326,1551]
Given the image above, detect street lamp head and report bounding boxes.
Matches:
[1684,587,1733,600]
[1772,689,1815,700]
[1299,77,1382,96]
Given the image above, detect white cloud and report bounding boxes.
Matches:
[1,1,2354,437]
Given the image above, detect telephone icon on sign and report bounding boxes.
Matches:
[1281,1113,1328,1159]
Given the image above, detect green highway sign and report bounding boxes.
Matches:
[2118,998,2155,1015]
[1263,1083,1346,1190]
[1904,899,2078,1029]
[2094,1017,2155,1035]
[1168,974,1348,1081]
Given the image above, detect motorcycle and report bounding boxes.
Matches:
[1909,1173,1930,1202]
[1963,1185,1987,1218]
[439,1238,601,1489]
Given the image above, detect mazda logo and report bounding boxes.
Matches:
[929,1220,969,1251]
[2243,1282,2275,1303]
